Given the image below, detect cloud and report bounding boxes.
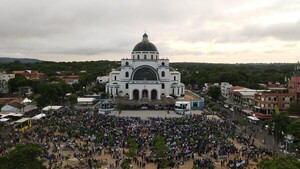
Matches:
[241,21,300,41]
[0,0,299,63]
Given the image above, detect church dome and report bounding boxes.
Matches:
[133,33,158,52]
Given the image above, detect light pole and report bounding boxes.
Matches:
[272,122,276,154]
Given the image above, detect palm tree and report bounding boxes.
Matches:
[116,101,125,116]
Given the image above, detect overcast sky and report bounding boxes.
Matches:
[1,0,300,63]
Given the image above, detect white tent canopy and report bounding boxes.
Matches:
[77,97,96,105]
[247,116,260,121]
[1,105,18,113]
[0,118,9,122]
[242,109,253,115]
[77,97,95,102]
[0,113,23,118]
[42,106,62,111]
[31,113,46,120]
[21,97,32,104]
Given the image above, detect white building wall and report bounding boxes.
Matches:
[97,76,109,83]
[0,74,15,82]
[221,82,233,98]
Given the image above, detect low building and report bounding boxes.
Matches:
[0,73,15,94]
[1,103,24,113]
[97,76,109,83]
[203,83,219,93]
[0,73,15,82]
[18,86,33,96]
[231,89,256,108]
[58,76,80,85]
[253,87,296,120]
[12,70,43,80]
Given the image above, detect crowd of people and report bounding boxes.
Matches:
[0,109,274,168]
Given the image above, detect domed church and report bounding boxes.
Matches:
[106,33,185,101]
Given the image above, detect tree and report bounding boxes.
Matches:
[116,101,125,115]
[153,135,169,168]
[0,143,46,169]
[35,82,72,107]
[264,106,291,153]
[126,137,137,158]
[8,74,27,93]
[120,159,131,169]
[258,156,300,169]
[288,120,300,140]
[208,86,221,100]
[68,94,78,109]
[211,105,220,112]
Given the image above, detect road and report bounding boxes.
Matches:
[207,99,283,155]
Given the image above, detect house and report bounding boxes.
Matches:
[58,76,80,85]
[0,73,15,82]
[0,73,15,94]
[12,70,43,80]
[0,98,22,105]
[203,83,219,93]
[1,103,24,113]
[18,86,33,96]
[97,76,109,84]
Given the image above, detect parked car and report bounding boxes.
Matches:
[141,105,148,110]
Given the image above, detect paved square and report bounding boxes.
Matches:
[109,110,203,119]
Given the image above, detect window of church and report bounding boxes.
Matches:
[162,83,165,89]
[144,55,147,59]
[126,83,128,89]
[162,62,165,66]
[125,62,129,66]
[125,72,129,77]
[156,55,158,59]
[161,71,165,77]
[137,55,140,59]
[114,76,117,80]
[133,67,158,80]
[174,76,176,81]
[151,55,153,59]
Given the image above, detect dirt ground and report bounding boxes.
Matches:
[45,137,260,169]
[184,90,201,100]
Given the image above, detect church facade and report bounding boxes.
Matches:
[106,33,185,100]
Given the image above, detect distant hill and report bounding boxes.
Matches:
[0,57,41,63]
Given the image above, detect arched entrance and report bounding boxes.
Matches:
[133,89,139,100]
[142,89,148,98]
[151,90,157,100]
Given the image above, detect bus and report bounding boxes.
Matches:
[14,118,32,132]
